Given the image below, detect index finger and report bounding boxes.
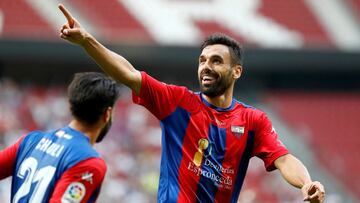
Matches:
[58,4,74,27]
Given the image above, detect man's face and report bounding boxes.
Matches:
[96,116,112,143]
[198,44,235,97]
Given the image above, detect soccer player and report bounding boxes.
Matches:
[58,4,325,203]
[0,72,120,203]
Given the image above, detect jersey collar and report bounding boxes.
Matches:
[200,93,236,112]
[64,126,91,142]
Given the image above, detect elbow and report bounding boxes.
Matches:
[274,154,294,170]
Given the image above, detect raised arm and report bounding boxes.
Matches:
[275,154,325,202]
[58,4,141,94]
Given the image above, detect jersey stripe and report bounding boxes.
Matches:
[214,122,247,203]
[195,124,226,202]
[158,107,191,202]
[230,131,255,202]
[176,117,208,203]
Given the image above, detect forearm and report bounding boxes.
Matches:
[58,4,141,93]
[275,154,312,188]
[82,34,141,94]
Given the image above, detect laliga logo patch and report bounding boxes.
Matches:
[62,182,86,203]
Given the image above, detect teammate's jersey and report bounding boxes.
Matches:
[5,126,106,203]
[133,72,289,203]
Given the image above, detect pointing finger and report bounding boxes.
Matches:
[58,4,74,28]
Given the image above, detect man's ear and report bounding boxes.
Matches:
[103,107,112,122]
[233,65,242,79]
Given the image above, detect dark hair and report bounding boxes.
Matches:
[201,33,244,66]
[68,72,120,125]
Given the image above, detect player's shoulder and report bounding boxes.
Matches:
[85,157,106,168]
[21,130,47,143]
[233,100,267,118]
[233,99,257,112]
[25,130,46,137]
[74,157,107,175]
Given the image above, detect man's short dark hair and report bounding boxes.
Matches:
[68,72,120,125]
[201,33,244,66]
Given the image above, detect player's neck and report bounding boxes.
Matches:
[68,120,100,145]
[202,88,234,108]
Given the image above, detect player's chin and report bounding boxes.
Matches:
[200,84,212,92]
[200,86,217,97]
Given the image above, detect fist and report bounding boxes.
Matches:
[302,181,325,203]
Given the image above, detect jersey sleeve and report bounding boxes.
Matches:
[49,157,107,203]
[132,71,188,120]
[252,111,289,171]
[0,135,25,179]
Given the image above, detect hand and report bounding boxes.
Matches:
[302,181,325,203]
[58,4,89,45]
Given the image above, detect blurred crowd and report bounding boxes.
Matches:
[0,79,305,203]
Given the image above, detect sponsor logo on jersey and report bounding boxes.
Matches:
[231,126,244,138]
[55,130,73,139]
[193,138,212,167]
[62,182,86,203]
[187,138,234,189]
[81,172,94,184]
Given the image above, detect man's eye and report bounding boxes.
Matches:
[213,59,221,64]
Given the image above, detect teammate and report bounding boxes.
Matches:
[58,4,325,203]
[0,72,120,203]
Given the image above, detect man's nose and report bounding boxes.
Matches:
[202,61,213,71]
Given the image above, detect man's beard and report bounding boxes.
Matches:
[199,70,233,98]
[96,117,112,143]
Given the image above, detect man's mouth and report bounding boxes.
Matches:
[202,75,215,85]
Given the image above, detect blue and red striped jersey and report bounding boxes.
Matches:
[133,72,289,203]
[8,126,105,203]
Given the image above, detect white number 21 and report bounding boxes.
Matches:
[13,157,56,203]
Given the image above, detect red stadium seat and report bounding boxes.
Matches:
[266,92,360,200]
[69,0,152,43]
[347,0,360,22]
[0,0,54,39]
[259,0,333,47]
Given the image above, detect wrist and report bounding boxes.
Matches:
[81,32,94,47]
[301,180,313,188]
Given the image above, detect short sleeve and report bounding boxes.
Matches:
[132,71,188,120]
[0,135,25,179]
[49,157,107,203]
[252,112,289,171]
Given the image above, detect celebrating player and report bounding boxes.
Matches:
[0,72,120,203]
[58,4,325,203]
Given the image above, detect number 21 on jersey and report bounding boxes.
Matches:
[13,157,56,203]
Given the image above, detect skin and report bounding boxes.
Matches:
[57,4,325,202]
[69,107,113,145]
[198,44,242,108]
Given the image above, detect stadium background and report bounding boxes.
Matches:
[0,0,359,202]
